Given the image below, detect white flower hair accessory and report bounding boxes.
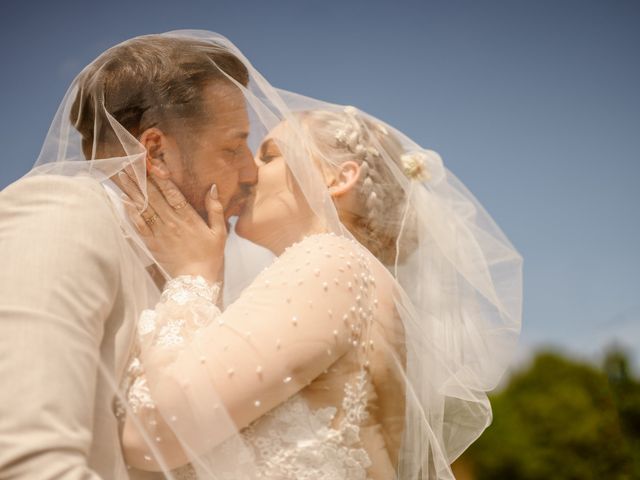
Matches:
[333,106,381,160]
[401,151,431,181]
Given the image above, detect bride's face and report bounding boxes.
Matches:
[235,122,322,249]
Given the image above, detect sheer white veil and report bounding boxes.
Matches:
[25,29,522,479]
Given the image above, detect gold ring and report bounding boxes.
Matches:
[173,201,188,210]
[143,213,160,226]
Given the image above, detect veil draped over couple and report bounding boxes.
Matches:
[0,30,522,479]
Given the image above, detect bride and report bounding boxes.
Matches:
[117,103,522,479]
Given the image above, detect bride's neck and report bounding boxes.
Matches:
[268,216,328,256]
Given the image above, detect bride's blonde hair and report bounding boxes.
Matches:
[297,108,419,266]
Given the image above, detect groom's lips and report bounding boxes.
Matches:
[236,197,248,214]
[226,194,249,217]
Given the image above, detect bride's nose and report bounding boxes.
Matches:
[254,152,266,168]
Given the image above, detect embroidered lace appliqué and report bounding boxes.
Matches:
[118,276,222,417]
[172,369,372,480]
[241,371,372,480]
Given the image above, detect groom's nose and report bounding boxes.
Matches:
[238,149,258,187]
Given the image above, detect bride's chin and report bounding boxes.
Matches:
[235,210,262,245]
[234,214,251,239]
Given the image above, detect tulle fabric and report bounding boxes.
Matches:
[25,30,522,479]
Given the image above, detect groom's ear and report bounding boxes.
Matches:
[328,161,361,198]
[139,127,171,178]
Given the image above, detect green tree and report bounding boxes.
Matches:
[604,347,640,478]
[462,350,636,479]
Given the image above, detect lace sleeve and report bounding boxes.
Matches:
[139,275,222,348]
[122,233,378,471]
[125,276,222,415]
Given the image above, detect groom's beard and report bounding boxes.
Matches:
[225,185,254,219]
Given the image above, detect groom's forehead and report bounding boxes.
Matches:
[200,83,248,128]
[201,82,246,113]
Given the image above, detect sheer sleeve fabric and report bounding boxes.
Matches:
[123,232,377,471]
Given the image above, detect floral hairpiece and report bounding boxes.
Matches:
[334,106,381,159]
[400,151,431,182]
[335,107,432,182]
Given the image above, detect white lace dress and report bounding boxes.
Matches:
[119,233,378,479]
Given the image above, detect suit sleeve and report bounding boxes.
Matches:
[0,175,121,479]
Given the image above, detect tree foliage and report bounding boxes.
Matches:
[460,348,639,479]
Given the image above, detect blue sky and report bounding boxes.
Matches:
[1,0,638,369]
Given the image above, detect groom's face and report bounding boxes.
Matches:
[164,82,256,220]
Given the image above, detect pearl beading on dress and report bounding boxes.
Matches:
[120,233,378,479]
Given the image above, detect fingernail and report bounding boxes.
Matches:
[209,184,218,199]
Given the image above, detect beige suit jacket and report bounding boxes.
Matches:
[0,175,158,479]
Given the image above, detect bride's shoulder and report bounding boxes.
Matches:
[282,232,370,262]
[243,231,381,312]
[261,232,376,285]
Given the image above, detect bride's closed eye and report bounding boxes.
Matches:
[260,154,277,163]
[258,139,282,164]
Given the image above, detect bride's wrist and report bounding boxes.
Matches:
[162,274,222,304]
[173,263,222,285]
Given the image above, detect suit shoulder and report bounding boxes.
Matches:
[0,174,124,251]
[1,174,117,218]
[2,174,107,202]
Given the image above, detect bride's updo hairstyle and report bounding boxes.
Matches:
[297,107,420,266]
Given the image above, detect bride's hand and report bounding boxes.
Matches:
[117,168,226,284]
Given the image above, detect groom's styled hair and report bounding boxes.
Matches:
[70,35,249,159]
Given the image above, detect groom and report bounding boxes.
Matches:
[0,35,257,479]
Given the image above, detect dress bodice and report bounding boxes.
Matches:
[171,368,372,480]
[120,233,382,479]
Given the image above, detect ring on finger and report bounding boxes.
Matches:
[143,213,160,226]
[140,208,156,221]
[173,200,188,210]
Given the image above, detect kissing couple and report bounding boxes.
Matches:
[0,30,522,480]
